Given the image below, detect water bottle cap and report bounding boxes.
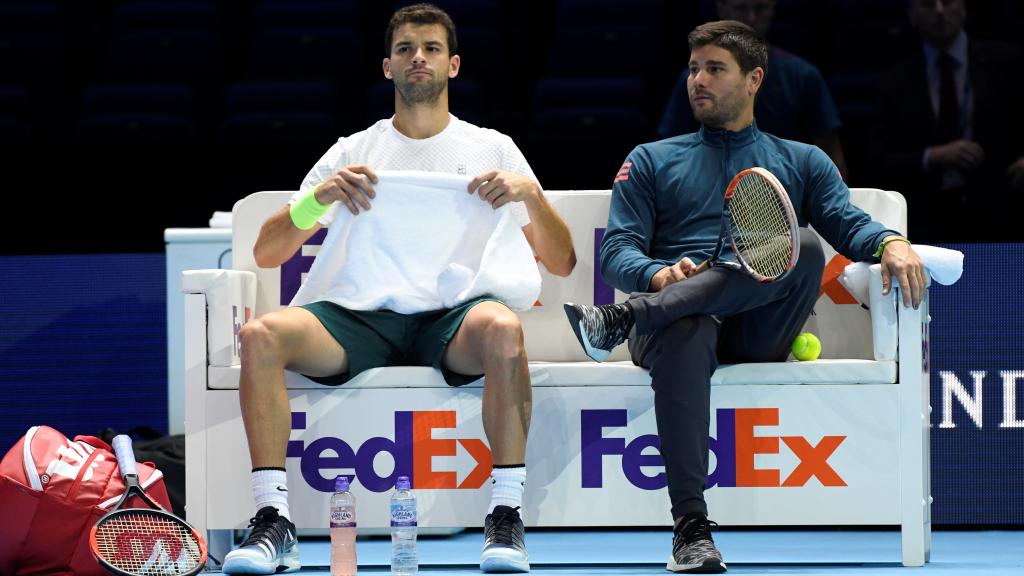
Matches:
[335,475,350,491]
[396,475,411,490]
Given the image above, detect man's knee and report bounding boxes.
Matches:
[239,318,284,366]
[479,310,526,368]
[643,315,718,375]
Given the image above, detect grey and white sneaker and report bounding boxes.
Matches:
[481,505,529,573]
[563,302,635,362]
[667,513,726,573]
[223,506,300,574]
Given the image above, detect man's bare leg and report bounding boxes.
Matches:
[444,301,531,573]
[226,306,348,574]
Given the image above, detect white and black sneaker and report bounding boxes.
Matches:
[563,302,634,362]
[223,506,300,574]
[667,513,726,573]
[481,505,529,573]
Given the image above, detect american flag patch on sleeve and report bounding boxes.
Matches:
[614,161,632,183]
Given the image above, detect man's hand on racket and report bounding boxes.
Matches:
[317,165,379,215]
[468,170,539,208]
[880,239,926,309]
[650,257,698,291]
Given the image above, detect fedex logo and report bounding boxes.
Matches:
[287,410,492,493]
[232,304,252,356]
[581,408,847,490]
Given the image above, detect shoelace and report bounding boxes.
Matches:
[673,517,719,554]
[240,512,287,549]
[487,509,523,547]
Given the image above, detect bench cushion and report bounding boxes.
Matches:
[207,358,896,390]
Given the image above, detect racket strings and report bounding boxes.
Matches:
[95,512,203,575]
[728,174,794,278]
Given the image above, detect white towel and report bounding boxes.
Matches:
[838,244,964,305]
[290,170,542,313]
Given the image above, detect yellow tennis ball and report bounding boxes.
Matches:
[791,332,821,361]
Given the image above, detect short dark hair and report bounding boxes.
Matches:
[385,3,457,56]
[687,20,767,74]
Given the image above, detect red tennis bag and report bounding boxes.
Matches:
[0,426,173,576]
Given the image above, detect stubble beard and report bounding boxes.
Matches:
[691,93,744,129]
[395,74,446,107]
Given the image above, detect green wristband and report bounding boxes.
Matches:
[289,189,329,230]
[873,235,910,258]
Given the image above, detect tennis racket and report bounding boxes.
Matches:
[89,435,207,576]
[691,167,800,282]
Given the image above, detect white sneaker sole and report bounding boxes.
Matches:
[666,555,727,573]
[222,547,301,574]
[481,548,530,573]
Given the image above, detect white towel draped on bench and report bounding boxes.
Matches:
[291,170,542,313]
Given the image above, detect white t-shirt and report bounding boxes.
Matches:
[293,114,536,228]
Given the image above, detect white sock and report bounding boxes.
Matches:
[252,468,291,520]
[489,466,526,517]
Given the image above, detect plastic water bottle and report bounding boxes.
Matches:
[330,475,357,576]
[390,476,418,576]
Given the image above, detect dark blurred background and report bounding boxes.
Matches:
[0,0,1019,254]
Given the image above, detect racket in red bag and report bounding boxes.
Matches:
[89,435,207,576]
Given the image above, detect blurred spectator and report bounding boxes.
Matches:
[869,0,1024,242]
[658,0,847,179]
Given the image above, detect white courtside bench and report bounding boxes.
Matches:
[182,188,931,566]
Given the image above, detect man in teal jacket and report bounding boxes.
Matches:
[564,20,925,574]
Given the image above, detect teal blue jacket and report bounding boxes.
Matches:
[602,122,898,293]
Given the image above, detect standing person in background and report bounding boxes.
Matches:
[221,4,576,574]
[869,0,1024,242]
[659,0,849,180]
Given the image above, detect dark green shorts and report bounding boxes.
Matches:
[300,296,500,387]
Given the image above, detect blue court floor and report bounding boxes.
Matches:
[210,529,1023,575]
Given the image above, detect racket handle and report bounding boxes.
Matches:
[692,260,710,275]
[112,434,139,478]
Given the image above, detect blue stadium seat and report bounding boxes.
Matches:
[0,84,31,143]
[0,84,29,118]
[0,31,64,87]
[251,1,361,31]
[76,113,198,147]
[547,27,664,80]
[218,111,338,147]
[0,116,31,141]
[104,30,224,88]
[81,84,195,118]
[112,2,223,33]
[533,77,647,112]
[225,82,338,115]
[556,0,666,29]
[0,2,61,32]
[244,28,361,82]
[216,111,341,195]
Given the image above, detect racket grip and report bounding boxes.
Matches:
[112,434,139,478]
[692,260,710,275]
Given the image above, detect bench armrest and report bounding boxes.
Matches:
[182,269,256,367]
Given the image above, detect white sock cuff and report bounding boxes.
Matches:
[489,466,526,516]
[252,468,291,520]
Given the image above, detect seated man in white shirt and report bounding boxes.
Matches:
[222,4,576,574]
